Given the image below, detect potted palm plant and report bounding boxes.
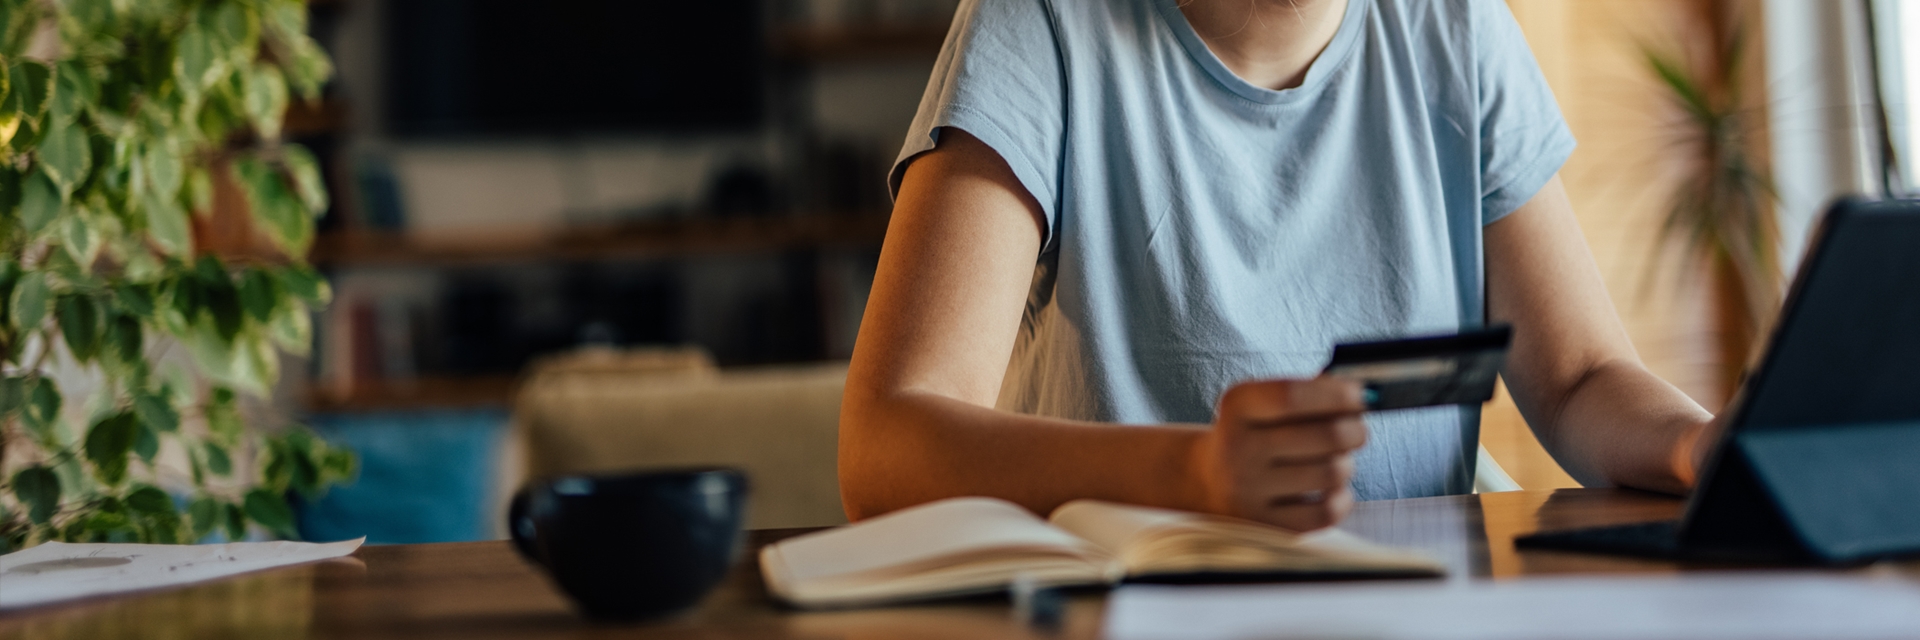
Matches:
[1643,7,1781,396]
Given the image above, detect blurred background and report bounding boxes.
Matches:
[276,0,1920,544]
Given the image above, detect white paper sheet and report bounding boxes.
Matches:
[0,538,364,610]
[1105,573,1920,640]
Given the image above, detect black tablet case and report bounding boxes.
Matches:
[1527,198,1920,563]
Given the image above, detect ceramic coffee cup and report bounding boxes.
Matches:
[508,467,749,621]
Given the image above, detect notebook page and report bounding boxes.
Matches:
[1049,500,1218,554]
[1049,500,1441,575]
[766,497,1100,585]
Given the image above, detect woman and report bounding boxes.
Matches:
[840,0,1718,531]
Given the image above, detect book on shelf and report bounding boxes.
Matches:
[760,497,1444,609]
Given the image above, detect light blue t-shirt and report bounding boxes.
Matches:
[890,0,1575,500]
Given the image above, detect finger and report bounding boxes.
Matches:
[1218,378,1364,426]
[1238,417,1369,462]
[1240,455,1354,498]
[1260,485,1354,532]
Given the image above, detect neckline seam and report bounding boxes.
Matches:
[1156,0,1368,106]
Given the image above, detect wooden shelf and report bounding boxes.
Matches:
[285,98,348,137]
[770,24,949,61]
[309,213,890,268]
[306,376,520,413]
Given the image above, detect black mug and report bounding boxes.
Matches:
[508,467,749,621]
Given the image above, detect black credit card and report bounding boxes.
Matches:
[1321,325,1512,411]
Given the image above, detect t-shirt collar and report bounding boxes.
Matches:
[1154,0,1371,105]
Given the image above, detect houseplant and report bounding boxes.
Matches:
[1643,8,1782,391]
[0,0,352,551]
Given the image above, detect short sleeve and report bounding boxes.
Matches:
[889,0,1067,247]
[1473,0,1576,223]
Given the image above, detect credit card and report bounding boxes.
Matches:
[1321,325,1512,411]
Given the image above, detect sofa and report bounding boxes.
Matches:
[505,347,1520,535]
[510,347,850,530]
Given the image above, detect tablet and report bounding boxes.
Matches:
[1520,197,1920,562]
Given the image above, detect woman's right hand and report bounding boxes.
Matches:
[1191,377,1369,532]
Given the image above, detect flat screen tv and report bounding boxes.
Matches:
[385,0,764,136]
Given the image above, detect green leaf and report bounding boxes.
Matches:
[175,25,221,92]
[194,256,239,337]
[10,466,60,525]
[243,488,297,539]
[126,485,173,516]
[114,283,155,317]
[290,450,322,499]
[272,266,330,305]
[56,294,102,362]
[144,188,192,256]
[186,166,213,213]
[132,421,159,462]
[187,444,207,486]
[0,376,24,417]
[60,209,100,265]
[10,270,48,331]
[51,61,97,122]
[322,448,357,481]
[168,273,203,325]
[206,279,242,342]
[18,169,62,234]
[105,313,142,364]
[23,376,61,437]
[285,427,317,454]
[37,117,90,192]
[134,390,178,433]
[7,116,40,153]
[0,166,20,219]
[282,145,328,213]
[84,510,130,535]
[144,515,182,544]
[233,158,311,254]
[208,2,253,50]
[223,501,247,541]
[243,65,288,139]
[83,412,140,487]
[262,446,290,492]
[238,269,278,322]
[188,496,220,541]
[267,304,311,355]
[283,38,334,100]
[239,332,279,395]
[60,518,85,541]
[205,441,232,476]
[142,142,183,199]
[262,1,310,49]
[4,59,49,119]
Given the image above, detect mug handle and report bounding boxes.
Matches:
[507,488,542,563]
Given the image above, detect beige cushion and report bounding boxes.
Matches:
[516,357,849,529]
[524,344,717,378]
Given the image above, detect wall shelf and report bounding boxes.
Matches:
[310,213,891,268]
[307,375,520,413]
[285,98,348,137]
[769,24,949,61]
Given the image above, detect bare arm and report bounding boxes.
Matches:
[1486,175,1715,494]
[842,129,1364,529]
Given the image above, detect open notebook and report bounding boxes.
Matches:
[760,497,1443,608]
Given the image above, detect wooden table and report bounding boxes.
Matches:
[5,489,1915,639]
